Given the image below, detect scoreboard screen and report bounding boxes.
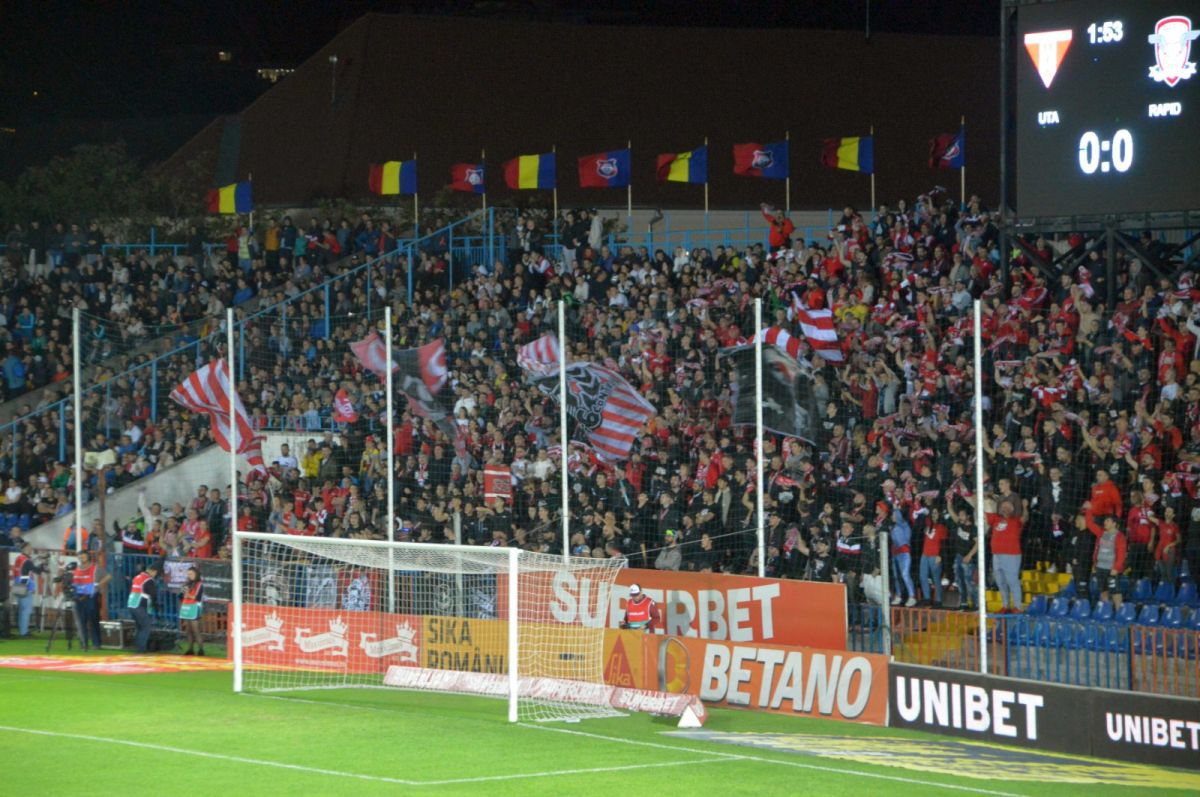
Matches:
[1016,0,1200,217]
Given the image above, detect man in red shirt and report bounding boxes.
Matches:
[620,584,661,632]
[1088,470,1123,519]
[917,508,948,606]
[761,204,795,253]
[968,494,1025,613]
[1154,506,1180,585]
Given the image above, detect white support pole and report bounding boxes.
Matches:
[507,546,520,723]
[385,307,396,614]
[973,299,989,674]
[228,307,243,692]
[880,531,891,656]
[558,301,570,566]
[72,307,84,553]
[753,298,765,578]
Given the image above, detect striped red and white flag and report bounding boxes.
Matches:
[758,327,805,362]
[333,388,358,423]
[517,334,561,377]
[349,332,397,380]
[170,359,268,474]
[784,302,844,362]
[535,363,656,461]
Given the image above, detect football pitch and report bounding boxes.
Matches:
[0,636,1194,797]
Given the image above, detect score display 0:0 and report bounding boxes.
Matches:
[1078,129,1133,174]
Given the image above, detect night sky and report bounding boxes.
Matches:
[0,0,999,175]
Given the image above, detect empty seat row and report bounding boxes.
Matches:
[1054,577,1198,608]
[0,512,32,531]
[1025,595,1200,629]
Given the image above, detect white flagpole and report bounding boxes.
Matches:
[72,307,83,553]
[754,298,765,578]
[558,301,570,566]
[228,307,242,692]
[869,125,876,211]
[626,139,633,227]
[960,116,967,205]
[386,307,396,613]
[785,130,792,214]
[552,144,558,222]
[973,299,989,674]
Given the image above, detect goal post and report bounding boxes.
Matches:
[230,532,626,723]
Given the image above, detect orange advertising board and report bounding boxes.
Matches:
[602,628,888,725]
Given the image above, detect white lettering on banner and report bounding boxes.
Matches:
[1106,713,1200,750]
[549,572,608,627]
[359,622,419,662]
[666,590,696,637]
[293,616,349,656]
[702,644,873,719]
[241,612,286,651]
[895,677,1043,741]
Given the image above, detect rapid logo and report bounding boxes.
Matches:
[1024,29,1073,88]
[665,731,1200,791]
[595,158,619,178]
[1148,16,1199,86]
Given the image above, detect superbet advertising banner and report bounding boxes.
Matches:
[602,629,887,725]
[543,566,847,650]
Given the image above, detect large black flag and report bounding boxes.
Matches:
[722,344,818,443]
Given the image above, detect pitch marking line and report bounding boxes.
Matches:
[522,724,1027,797]
[0,725,728,787]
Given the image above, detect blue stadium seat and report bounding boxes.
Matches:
[1103,624,1130,653]
[1187,608,1200,632]
[1180,559,1193,583]
[1137,604,1160,627]
[1032,619,1058,647]
[17,514,30,531]
[1087,576,1101,600]
[1047,596,1070,618]
[1072,623,1099,651]
[1057,579,1076,599]
[1069,598,1091,622]
[0,512,13,529]
[1131,578,1153,603]
[1114,602,1137,624]
[1091,600,1114,623]
[1176,582,1199,609]
[1154,581,1176,605]
[1161,606,1184,629]
[1024,594,1048,616]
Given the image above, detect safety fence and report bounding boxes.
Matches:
[847,603,1200,698]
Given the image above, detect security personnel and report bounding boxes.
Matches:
[70,550,109,650]
[620,583,661,632]
[127,560,160,653]
[11,542,45,636]
[62,524,90,554]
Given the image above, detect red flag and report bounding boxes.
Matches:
[169,360,268,476]
[517,333,561,377]
[788,302,844,362]
[449,163,485,194]
[350,332,396,380]
[333,388,358,423]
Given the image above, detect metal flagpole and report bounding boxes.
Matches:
[880,531,891,656]
[785,130,791,214]
[386,307,396,613]
[960,116,967,205]
[413,151,419,238]
[558,301,570,566]
[72,307,83,553]
[481,147,487,214]
[973,299,989,674]
[754,298,765,577]
[228,307,242,692]
[869,125,876,210]
[552,144,558,222]
[703,136,710,215]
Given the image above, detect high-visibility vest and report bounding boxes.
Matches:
[129,571,153,610]
[63,526,90,551]
[11,553,33,590]
[182,580,203,606]
[624,596,657,630]
[72,562,97,596]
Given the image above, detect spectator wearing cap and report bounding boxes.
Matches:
[654,529,682,571]
[620,583,660,632]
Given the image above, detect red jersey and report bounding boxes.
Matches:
[922,523,947,557]
[623,595,661,631]
[1089,480,1123,519]
[1155,522,1179,561]
[986,512,1023,556]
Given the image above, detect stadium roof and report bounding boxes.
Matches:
[163,13,999,210]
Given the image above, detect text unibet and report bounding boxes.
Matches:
[894,676,1045,739]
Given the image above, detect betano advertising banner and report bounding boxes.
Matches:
[603,629,887,725]
[546,566,847,649]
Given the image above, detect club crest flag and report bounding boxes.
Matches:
[578,149,631,188]
[732,141,789,179]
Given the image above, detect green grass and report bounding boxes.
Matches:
[0,634,1192,796]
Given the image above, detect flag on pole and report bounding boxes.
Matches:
[928,129,965,169]
[732,141,789,179]
[721,345,819,443]
[368,160,417,195]
[503,153,556,190]
[820,137,874,174]
[206,182,253,214]
[349,332,396,380]
[656,146,708,183]
[517,333,562,376]
[787,301,844,362]
[532,363,656,461]
[170,359,267,474]
[393,339,465,458]
[449,163,486,193]
[577,148,632,188]
[333,388,359,423]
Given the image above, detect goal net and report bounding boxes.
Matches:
[232,532,625,722]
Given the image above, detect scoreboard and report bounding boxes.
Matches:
[1016,0,1200,217]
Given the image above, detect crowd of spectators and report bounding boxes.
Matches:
[5,193,1200,614]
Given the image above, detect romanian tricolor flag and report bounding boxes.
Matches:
[206,181,253,214]
[820,137,874,174]
[503,153,556,190]
[656,146,707,184]
[368,160,417,195]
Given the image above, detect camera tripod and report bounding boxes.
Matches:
[45,592,86,653]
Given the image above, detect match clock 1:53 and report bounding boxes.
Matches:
[1077,129,1134,175]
